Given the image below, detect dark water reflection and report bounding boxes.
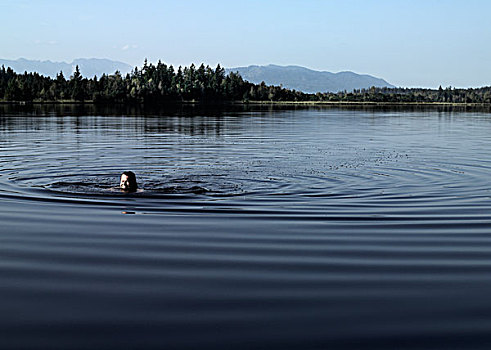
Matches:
[2,104,491,349]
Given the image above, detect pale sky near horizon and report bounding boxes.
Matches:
[1,0,490,88]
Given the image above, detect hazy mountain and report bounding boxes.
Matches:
[0,59,394,93]
[0,58,133,78]
[226,64,394,93]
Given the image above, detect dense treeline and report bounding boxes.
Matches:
[0,60,304,103]
[1,60,491,104]
[325,86,491,104]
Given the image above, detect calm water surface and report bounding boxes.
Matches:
[1,105,491,349]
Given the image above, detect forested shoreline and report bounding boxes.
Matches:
[1,60,491,104]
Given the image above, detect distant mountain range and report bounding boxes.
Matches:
[0,58,394,93]
[0,58,133,78]
[226,65,394,93]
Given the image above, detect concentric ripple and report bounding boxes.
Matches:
[2,108,491,217]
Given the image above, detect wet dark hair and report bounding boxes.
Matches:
[121,171,138,191]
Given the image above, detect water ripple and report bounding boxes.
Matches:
[2,107,491,349]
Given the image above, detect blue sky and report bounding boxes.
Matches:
[1,0,490,88]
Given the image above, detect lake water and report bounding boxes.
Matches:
[2,104,491,349]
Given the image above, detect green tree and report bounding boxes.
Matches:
[70,65,84,101]
[4,78,21,100]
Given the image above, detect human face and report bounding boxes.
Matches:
[120,174,132,190]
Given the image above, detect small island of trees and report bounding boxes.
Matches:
[1,59,491,105]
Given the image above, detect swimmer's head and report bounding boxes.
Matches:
[120,171,138,192]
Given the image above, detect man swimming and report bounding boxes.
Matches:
[120,171,138,192]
